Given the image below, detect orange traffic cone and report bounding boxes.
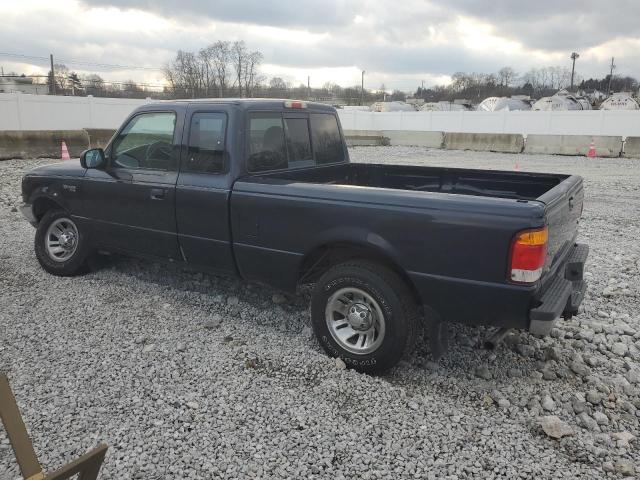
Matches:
[587,139,596,158]
[61,141,71,161]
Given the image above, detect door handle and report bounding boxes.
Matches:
[150,188,165,200]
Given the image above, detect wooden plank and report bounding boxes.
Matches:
[0,373,43,480]
[47,444,108,480]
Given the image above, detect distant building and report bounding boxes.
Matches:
[477,97,532,111]
[0,76,47,95]
[532,89,592,111]
[405,97,425,107]
[580,89,607,103]
[599,92,639,110]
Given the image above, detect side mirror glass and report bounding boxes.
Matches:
[80,148,106,169]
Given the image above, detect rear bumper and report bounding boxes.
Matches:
[529,243,589,335]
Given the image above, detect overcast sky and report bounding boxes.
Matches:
[2,0,639,91]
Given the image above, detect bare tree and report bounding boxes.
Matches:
[269,77,288,90]
[198,46,216,96]
[49,63,69,92]
[165,50,204,97]
[231,41,247,97]
[498,67,516,87]
[243,50,263,97]
[211,41,231,97]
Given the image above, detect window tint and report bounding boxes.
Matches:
[247,113,286,172]
[284,117,313,167]
[310,114,344,165]
[112,112,176,171]
[185,112,227,173]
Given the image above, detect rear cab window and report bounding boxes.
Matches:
[247,110,344,173]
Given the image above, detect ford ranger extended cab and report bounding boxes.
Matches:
[20,99,588,373]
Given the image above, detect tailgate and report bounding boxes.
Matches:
[538,175,584,283]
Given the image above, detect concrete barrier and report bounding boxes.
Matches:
[344,130,444,147]
[381,131,444,148]
[344,130,386,147]
[524,135,622,157]
[84,128,116,149]
[0,130,90,160]
[443,132,524,153]
[623,137,640,158]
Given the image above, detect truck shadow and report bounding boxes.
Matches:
[94,253,552,383]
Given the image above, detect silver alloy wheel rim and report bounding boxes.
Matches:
[45,218,79,262]
[325,287,386,355]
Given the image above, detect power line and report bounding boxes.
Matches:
[0,52,164,71]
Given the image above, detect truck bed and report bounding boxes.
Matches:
[233,161,584,331]
[265,163,567,201]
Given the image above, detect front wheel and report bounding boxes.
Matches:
[34,210,90,276]
[311,260,419,374]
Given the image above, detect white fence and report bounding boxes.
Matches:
[0,93,151,130]
[338,109,640,138]
[3,92,640,137]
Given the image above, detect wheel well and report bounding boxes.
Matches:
[33,197,64,222]
[298,242,422,306]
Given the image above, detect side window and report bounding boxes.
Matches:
[284,117,313,168]
[310,113,344,165]
[247,113,286,173]
[185,112,227,174]
[112,112,177,171]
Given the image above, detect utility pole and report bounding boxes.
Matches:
[360,70,365,106]
[307,75,310,100]
[570,52,579,91]
[608,57,616,95]
[49,54,56,95]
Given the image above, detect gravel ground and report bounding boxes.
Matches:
[0,147,639,479]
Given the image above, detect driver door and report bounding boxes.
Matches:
[82,110,182,260]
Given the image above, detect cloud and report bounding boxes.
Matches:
[430,0,640,51]
[2,0,639,91]
[77,0,361,29]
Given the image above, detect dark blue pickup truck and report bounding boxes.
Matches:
[20,99,588,373]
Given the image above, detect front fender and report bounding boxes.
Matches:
[22,176,79,224]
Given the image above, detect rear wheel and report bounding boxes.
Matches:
[34,210,90,276]
[311,260,418,374]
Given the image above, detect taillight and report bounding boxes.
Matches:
[509,226,548,283]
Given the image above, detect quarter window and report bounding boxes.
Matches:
[185,113,227,173]
[112,112,177,171]
[310,113,344,165]
[284,117,313,168]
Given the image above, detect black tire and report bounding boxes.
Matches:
[311,260,419,374]
[34,209,90,276]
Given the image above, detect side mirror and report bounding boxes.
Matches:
[80,148,106,169]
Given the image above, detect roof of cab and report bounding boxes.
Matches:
[137,98,337,113]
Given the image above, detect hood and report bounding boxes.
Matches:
[27,160,86,178]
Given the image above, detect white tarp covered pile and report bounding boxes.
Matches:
[599,92,640,110]
[533,89,592,111]
[477,97,531,111]
[370,101,416,112]
[421,101,470,112]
